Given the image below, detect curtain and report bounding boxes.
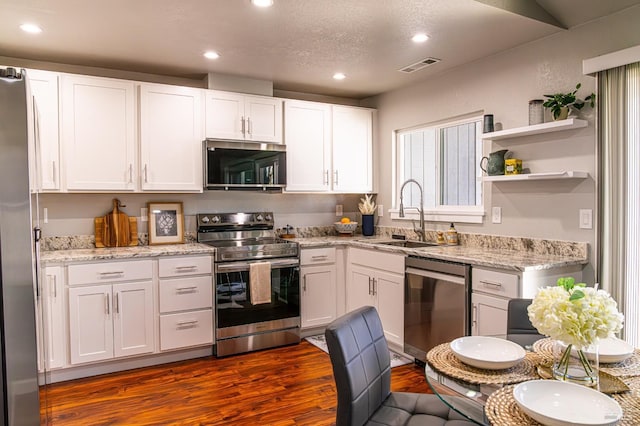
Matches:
[598,62,640,346]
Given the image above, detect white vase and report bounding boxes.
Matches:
[552,340,599,388]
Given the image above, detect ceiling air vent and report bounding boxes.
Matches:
[398,57,441,73]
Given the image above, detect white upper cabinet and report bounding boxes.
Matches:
[205,91,282,143]
[284,100,374,193]
[139,83,204,192]
[27,69,60,191]
[332,106,373,193]
[284,100,332,191]
[61,74,136,191]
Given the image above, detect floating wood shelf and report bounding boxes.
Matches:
[481,118,588,141]
[483,171,589,182]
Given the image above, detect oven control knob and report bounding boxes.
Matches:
[256,214,264,222]
[211,216,221,223]
[265,213,272,221]
[201,216,210,223]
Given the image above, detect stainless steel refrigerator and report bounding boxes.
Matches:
[0,67,41,424]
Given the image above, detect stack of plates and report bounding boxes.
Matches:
[513,380,622,426]
[450,336,526,370]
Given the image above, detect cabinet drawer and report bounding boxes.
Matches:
[472,267,519,298]
[68,260,152,286]
[350,248,404,275]
[159,255,212,277]
[300,247,336,265]
[160,309,213,351]
[159,276,213,313]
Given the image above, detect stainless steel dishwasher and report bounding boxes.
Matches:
[404,256,471,362]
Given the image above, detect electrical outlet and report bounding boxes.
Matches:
[492,206,502,224]
[335,204,343,216]
[141,208,148,222]
[579,209,592,229]
[378,205,384,217]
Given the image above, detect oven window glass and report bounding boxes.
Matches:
[216,266,300,329]
[207,147,286,186]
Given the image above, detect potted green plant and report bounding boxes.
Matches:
[543,83,595,120]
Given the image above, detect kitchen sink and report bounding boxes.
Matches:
[378,240,440,248]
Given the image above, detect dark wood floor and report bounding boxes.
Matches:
[40,341,431,425]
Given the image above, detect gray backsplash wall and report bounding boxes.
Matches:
[38,192,363,237]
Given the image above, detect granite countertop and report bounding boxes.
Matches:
[40,236,588,272]
[41,243,215,264]
[292,236,588,272]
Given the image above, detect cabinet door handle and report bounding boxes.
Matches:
[52,161,57,186]
[372,278,377,296]
[324,170,329,186]
[144,164,148,183]
[303,275,307,292]
[105,293,110,315]
[241,117,245,135]
[175,265,197,272]
[177,320,198,328]
[99,271,124,277]
[48,274,57,298]
[114,292,119,314]
[247,117,252,135]
[334,170,339,186]
[128,164,133,183]
[472,303,478,326]
[479,280,503,290]
[176,286,198,292]
[310,255,328,260]
[368,277,372,295]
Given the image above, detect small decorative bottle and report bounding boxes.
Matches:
[446,223,458,245]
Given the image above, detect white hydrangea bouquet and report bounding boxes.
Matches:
[528,277,624,385]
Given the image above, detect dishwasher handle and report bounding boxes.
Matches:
[405,267,466,285]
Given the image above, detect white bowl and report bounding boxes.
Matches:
[334,221,358,234]
[560,337,634,363]
[513,380,622,426]
[449,336,526,370]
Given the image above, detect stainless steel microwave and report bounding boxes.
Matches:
[204,139,286,191]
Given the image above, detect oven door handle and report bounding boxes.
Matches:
[216,258,299,273]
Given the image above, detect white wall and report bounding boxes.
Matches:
[365,6,640,283]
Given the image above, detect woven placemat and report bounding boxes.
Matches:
[533,337,640,378]
[426,343,540,385]
[486,383,639,426]
[484,385,541,426]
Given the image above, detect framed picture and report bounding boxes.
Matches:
[148,202,184,245]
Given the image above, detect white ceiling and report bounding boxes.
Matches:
[1,0,638,99]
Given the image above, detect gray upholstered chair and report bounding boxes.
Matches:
[506,298,544,348]
[324,306,475,426]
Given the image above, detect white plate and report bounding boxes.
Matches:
[513,380,622,426]
[562,337,634,363]
[449,336,525,370]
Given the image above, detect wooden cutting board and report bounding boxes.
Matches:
[95,199,138,247]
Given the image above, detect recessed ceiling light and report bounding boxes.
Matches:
[412,33,429,43]
[333,73,346,80]
[251,0,274,7]
[20,23,42,34]
[204,51,220,60]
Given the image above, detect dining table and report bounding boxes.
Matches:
[423,337,640,425]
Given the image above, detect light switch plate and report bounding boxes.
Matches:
[378,205,384,217]
[579,209,592,229]
[492,206,502,224]
[335,204,343,216]
[141,208,148,222]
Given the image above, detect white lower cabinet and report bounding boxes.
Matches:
[38,266,66,372]
[158,255,214,351]
[471,266,583,338]
[300,247,337,329]
[68,281,154,364]
[346,248,405,347]
[67,260,154,365]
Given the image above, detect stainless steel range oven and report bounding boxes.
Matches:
[197,212,300,357]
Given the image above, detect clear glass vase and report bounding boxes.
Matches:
[552,340,599,388]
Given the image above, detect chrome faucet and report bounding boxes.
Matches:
[399,179,426,242]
